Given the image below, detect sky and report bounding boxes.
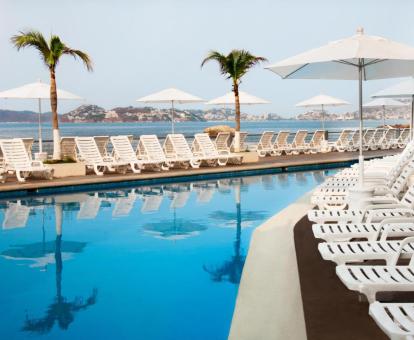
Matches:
[1,0,414,117]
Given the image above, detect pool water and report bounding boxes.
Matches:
[0,170,333,340]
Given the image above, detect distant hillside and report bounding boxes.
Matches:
[61,104,206,123]
[0,109,52,122]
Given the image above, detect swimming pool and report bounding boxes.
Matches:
[0,170,333,340]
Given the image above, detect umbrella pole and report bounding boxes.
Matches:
[38,98,43,154]
[358,62,364,187]
[171,100,175,134]
[411,95,414,141]
[321,104,325,131]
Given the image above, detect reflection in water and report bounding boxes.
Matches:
[277,173,289,187]
[142,217,207,240]
[18,205,97,334]
[204,197,245,284]
[203,183,263,284]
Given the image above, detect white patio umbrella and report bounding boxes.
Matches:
[206,91,270,105]
[372,78,414,137]
[363,97,407,127]
[136,88,204,133]
[266,27,414,187]
[0,80,82,154]
[295,94,349,130]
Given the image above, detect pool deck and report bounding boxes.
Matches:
[0,148,401,196]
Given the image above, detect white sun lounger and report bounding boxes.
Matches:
[60,137,77,160]
[110,135,143,173]
[362,128,376,151]
[369,302,414,340]
[163,134,201,168]
[398,128,410,148]
[94,136,110,157]
[0,138,52,182]
[75,137,128,176]
[329,129,352,152]
[336,236,414,303]
[312,163,414,210]
[255,131,275,157]
[370,128,386,151]
[308,185,414,224]
[313,218,414,242]
[289,130,310,154]
[307,130,326,154]
[346,130,361,151]
[318,230,414,265]
[271,131,291,156]
[381,128,399,150]
[192,133,228,166]
[136,135,169,171]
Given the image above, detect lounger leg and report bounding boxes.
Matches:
[93,165,104,176]
[131,163,141,174]
[161,163,169,171]
[16,170,26,182]
[190,159,201,169]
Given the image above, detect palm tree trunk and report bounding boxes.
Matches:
[50,68,61,160]
[233,81,241,152]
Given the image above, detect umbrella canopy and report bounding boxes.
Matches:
[295,94,349,107]
[0,80,82,100]
[266,27,414,188]
[372,79,414,133]
[0,80,83,154]
[364,97,407,127]
[136,87,204,133]
[296,94,349,130]
[206,91,270,105]
[363,97,406,107]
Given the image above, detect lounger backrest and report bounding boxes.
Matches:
[336,130,351,145]
[137,135,167,162]
[274,131,290,147]
[258,131,274,148]
[0,139,32,170]
[193,133,219,157]
[310,130,325,147]
[351,130,361,144]
[75,137,104,163]
[401,185,414,208]
[21,138,34,160]
[61,137,77,159]
[111,135,137,162]
[389,164,414,196]
[372,128,385,143]
[214,132,230,152]
[94,136,110,156]
[384,128,397,142]
[163,134,193,159]
[399,129,410,144]
[292,130,307,146]
[363,129,375,144]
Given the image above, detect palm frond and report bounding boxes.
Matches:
[10,30,50,66]
[48,35,66,67]
[63,48,93,71]
[201,49,267,83]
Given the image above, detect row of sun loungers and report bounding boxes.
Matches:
[0,133,242,181]
[254,127,410,157]
[308,138,414,339]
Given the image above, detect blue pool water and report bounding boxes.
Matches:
[0,170,333,340]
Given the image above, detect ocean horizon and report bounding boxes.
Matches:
[0,119,407,140]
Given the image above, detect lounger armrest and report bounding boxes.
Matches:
[30,160,44,168]
[102,156,115,162]
[377,217,414,240]
[361,197,399,205]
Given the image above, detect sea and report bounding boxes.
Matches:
[0,119,407,140]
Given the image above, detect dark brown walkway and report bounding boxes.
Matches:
[294,215,387,340]
[0,148,400,195]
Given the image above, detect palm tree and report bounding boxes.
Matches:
[201,50,267,151]
[11,30,93,159]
